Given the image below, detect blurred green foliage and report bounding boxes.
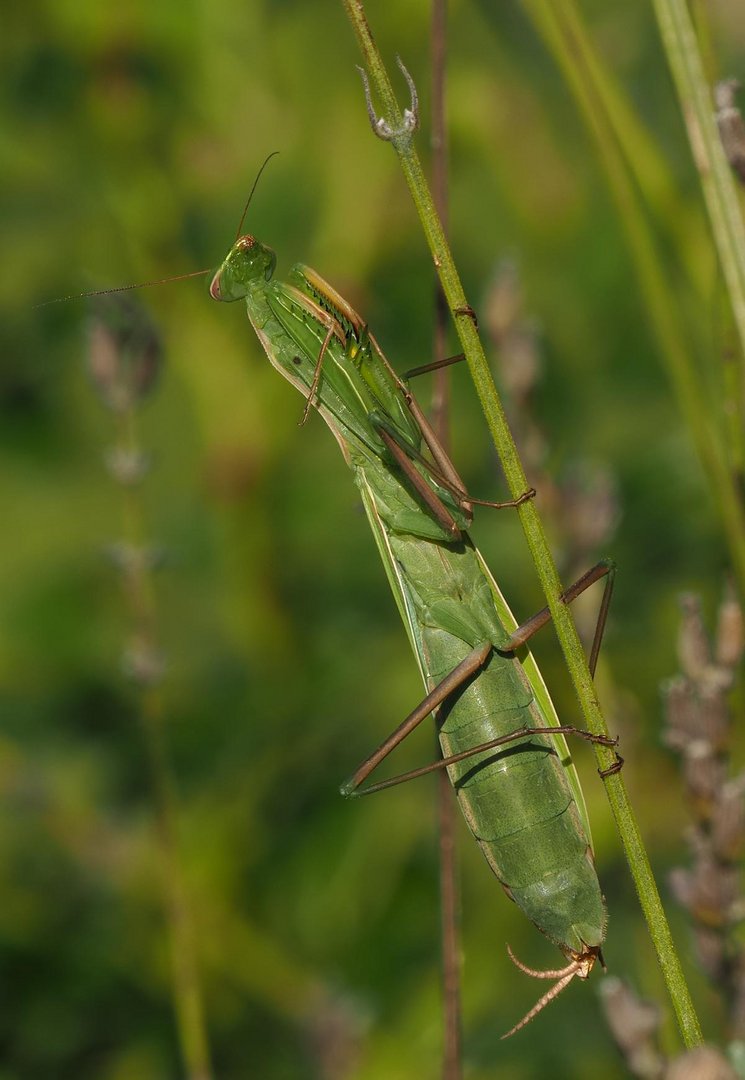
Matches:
[2,1,745,1077]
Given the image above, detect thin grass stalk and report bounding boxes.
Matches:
[89,303,213,1080]
[652,0,745,449]
[115,407,214,1080]
[341,0,703,1049]
[430,0,451,447]
[523,0,745,609]
[527,0,710,294]
[690,0,718,85]
[140,684,214,1080]
[525,0,708,296]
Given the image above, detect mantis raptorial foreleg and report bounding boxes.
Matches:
[382,368,537,517]
[376,423,534,540]
[300,318,336,426]
[303,331,534,529]
[340,560,618,799]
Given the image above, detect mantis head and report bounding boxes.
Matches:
[210,235,277,302]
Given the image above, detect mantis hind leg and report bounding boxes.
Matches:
[400,356,536,515]
[340,559,621,799]
[503,559,616,678]
[344,723,619,798]
[340,641,493,797]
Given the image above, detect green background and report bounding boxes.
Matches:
[3,1,744,1076]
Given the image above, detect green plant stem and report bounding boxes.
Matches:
[525,0,708,297]
[652,0,745,466]
[690,0,718,85]
[341,0,703,1049]
[523,0,745,615]
[141,685,213,1080]
[117,409,213,1080]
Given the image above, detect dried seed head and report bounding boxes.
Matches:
[501,323,542,403]
[87,295,162,412]
[728,955,745,1039]
[677,593,711,680]
[484,259,522,344]
[664,584,745,1036]
[681,750,727,820]
[715,78,745,187]
[692,924,728,984]
[357,57,419,144]
[715,78,742,113]
[671,852,739,929]
[669,866,695,911]
[665,1044,738,1080]
[716,582,744,670]
[122,638,166,686]
[662,676,698,751]
[711,775,745,861]
[559,460,620,556]
[662,675,731,760]
[486,262,544,410]
[104,446,152,485]
[598,977,664,1079]
[105,541,164,580]
[692,682,731,751]
[303,990,369,1080]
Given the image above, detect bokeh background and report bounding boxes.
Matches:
[3,1,745,1077]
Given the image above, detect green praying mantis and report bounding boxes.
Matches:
[210,225,619,1036]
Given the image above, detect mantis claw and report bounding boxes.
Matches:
[453,304,478,328]
[598,752,624,779]
[357,56,419,143]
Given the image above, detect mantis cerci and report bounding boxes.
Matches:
[209,230,619,1038]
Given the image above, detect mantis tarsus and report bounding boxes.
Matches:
[210,234,618,1037]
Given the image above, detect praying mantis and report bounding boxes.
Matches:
[209,230,618,1036]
